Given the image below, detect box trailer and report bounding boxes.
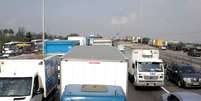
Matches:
[0,54,59,101]
[61,84,126,101]
[60,46,128,95]
[44,40,79,56]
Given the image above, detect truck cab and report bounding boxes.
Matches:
[0,61,43,101]
[61,84,127,101]
[0,54,59,101]
[131,58,164,86]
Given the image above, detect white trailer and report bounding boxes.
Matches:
[125,45,164,87]
[92,39,112,46]
[60,46,128,95]
[0,54,59,101]
[68,36,86,46]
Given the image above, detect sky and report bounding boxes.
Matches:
[0,0,201,43]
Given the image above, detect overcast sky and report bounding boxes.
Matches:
[0,0,201,43]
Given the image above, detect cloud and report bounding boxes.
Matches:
[111,16,129,25]
[111,13,136,25]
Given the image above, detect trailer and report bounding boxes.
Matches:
[44,40,79,56]
[0,54,59,101]
[60,46,128,95]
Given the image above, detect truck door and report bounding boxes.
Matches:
[31,77,43,101]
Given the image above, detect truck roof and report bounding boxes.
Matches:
[126,44,157,50]
[62,46,125,61]
[61,84,126,101]
[137,58,163,62]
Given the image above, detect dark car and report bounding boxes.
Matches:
[166,64,201,87]
[161,92,201,101]
[187,49,201,57]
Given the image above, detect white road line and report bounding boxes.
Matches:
[161,87,170,94]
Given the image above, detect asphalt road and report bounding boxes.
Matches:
[47,80,201,101]
[47,49,201,101]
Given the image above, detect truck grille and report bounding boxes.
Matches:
[144,76,158,80]
[191,78,199,82]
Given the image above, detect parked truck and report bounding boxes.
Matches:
[0,53,59,101]
[61,84,126,101]
[60,46,128,95]
[125,45,164,87]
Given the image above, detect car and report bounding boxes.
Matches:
[187,49,201,57]
[166,64,201,88]
[161,92,201,101]
[161,46,167,50]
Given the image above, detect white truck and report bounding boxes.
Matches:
[0,54,59,101]
[125,45,164,87]
[92,39,112,46]
[60,46,128,95]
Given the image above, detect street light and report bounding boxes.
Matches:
[42,0,45,59]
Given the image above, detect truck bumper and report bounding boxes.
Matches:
[136,81,164,86]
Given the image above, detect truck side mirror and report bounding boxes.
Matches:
[174,70,178,73]
[34,88,44,95]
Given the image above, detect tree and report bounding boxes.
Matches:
[3,29,9,34]
[67,33,79,37]
[8,29,14,35]
[25,32,33,41]
[142,37,150,44]
[16,27,25,38]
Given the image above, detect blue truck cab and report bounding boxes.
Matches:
[61,84,127,101]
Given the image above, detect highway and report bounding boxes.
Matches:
[47,49,201,101]
[48,80,201,101]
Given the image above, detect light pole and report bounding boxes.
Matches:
[42,0,45,59]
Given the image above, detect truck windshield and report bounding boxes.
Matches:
[138,62,163,72]
[0,77,32,97]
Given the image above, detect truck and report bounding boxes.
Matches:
[1,42,21,57]
[0,53,59,101]
[67,36,86,46]
[61,84,127,101]
[60,46,128,95]
[92,39,112,46]
[125,45,164,87]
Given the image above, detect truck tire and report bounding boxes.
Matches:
[128,74,134,83]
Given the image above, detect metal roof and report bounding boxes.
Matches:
[62,46,125,61]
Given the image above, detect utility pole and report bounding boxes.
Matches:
[42,0,45,59]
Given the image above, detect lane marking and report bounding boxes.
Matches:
[161,87,170,94]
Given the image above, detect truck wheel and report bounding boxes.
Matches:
[129,74,134,83]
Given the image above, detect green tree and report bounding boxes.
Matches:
[142,37,150,44]
[25,32,33,42]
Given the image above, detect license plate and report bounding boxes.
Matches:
[148,83,154,86]
[193,82,199,85]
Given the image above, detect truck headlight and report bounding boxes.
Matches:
[183,78,191,83]
[199,78,201,82]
